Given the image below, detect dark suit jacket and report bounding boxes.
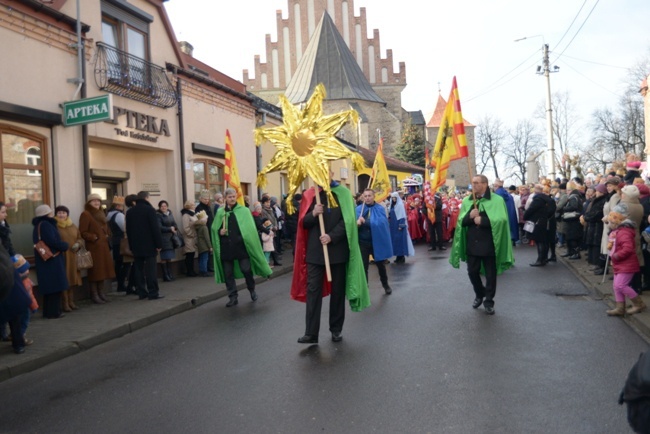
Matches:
[303,191,349,265]
[461,190,495,257]
[126,199,163,257]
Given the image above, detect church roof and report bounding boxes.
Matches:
[284,12,385,105]
[426,94,474,127]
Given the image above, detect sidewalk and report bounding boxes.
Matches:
[559,249,650,341]
[0,260,294,383]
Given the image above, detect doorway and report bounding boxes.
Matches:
[91,180,122,210]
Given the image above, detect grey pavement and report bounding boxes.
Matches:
[0,259,294,383]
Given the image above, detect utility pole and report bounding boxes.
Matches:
[539,44,559,181]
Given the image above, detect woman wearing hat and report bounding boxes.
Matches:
[600,177,623,270]
[157,200,179,281]
[32,204,69,319]
[79,194,115,304]
[54,205,82,311]
[582,184,607,272]
[180,200,199,277]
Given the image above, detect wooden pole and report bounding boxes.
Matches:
[313,184,332,282]
[466,156,478,209]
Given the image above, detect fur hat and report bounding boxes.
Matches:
[621,185,640,200]
[34,204,53,217]
[87,193,102,203]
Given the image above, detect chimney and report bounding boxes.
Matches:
[179,41,194,57]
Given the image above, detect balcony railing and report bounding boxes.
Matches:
[94,42,177,108]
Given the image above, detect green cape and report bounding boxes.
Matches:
[449,191,514,274]
[212,204,273,283]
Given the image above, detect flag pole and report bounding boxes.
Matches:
[466,155,477,209]
[312,180,332,282]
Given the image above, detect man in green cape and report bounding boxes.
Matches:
[212,188,272,307]
[291,182,370,344]
[450,175,514,315]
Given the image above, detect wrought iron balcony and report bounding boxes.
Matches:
[94,42,177,108]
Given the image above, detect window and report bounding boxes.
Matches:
[102,16,149,89]
[1,126,48,257]
[193,160,224,203]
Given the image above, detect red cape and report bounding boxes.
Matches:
[290,188,331,302]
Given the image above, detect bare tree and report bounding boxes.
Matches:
[476,115,505,179]
[502,119,542,184]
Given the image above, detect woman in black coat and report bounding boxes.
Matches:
[32,205,69,319]
[524,185,553,266]
[157,200,179,282]
[561,188,585,259]
[581,185,607,269]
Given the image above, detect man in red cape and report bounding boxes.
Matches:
[290,182,369,344]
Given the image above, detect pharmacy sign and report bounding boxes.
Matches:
[62,95,113,126]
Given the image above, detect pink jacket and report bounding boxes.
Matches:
[611,223,640,274]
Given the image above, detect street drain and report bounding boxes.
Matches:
[556,294,591,300]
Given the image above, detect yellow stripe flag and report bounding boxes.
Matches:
[370,137,391,202]
[224,130,245,206]
[431,76,468,190]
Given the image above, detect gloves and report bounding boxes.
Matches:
[71,242,81,252]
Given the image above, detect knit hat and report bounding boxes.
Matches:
[34,204,53,217]
[54,205,70,215]
[595,184,607,194]
[627,161,641,170]
[87,193,102,203]
[621,185,640,200]
[637,184,650,197]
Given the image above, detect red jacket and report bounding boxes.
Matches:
[611,224,640,274]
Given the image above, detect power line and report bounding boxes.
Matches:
[558,59,620,97]
[559,54,628,70]
[464,50,540,102]
[552,0,588,50]
[552,0,601,63]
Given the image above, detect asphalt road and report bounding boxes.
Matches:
[0,244,647,433]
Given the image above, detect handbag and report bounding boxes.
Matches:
[523,220,536,233]
[171,232,185,249]
[34,223,59,261]
[120,236,133,257]
[75,240,93,270]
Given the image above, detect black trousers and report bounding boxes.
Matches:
[359,243,388,285]
[223,258,255,300]
[305,262,346,337]
[112,243,130,290]
[42,292,62,318]
[7,315,24,350]
[430,221,444,248]
[467,255,497,308]
[536,239,548,263]
[134,255,160,298]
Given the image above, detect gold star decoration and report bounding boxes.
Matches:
[254,83,367,213]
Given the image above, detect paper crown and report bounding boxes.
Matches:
[112,195,125,205]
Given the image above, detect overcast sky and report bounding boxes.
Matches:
[165,0,650,141]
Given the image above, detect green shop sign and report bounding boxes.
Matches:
[62,95,113,126]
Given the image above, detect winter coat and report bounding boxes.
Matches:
[195,201,215,237]
[562,191,584,241]
[555,191,568,233]
[181,208,198,254]
[582,194,606,248]
[0,243,13,302]
[523,193,552,242]
[156,210,178,252]
[621,196,645,267]
[518,192,530,224]
[56,218,83,287]
[601,192,621,255]
[0,268,30,322]
[261,231,275,253]
[611,223,640,274]
[0,221,16,257]
[261,206,278,230]
[32,216,69,295]
[79,205,115,282]
[126,199,163,257]
[196,221,212,254]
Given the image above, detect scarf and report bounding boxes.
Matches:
[84,203,106,224]
[57,217,73,228]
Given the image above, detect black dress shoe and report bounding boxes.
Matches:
[484,306,495,315]
[568,254,581,260]
[250,290,258,301]
[226,299,238,307]
[331,332,342,342]
[593,268,605,275]
[383,284,392,295]
[472,298,483,309]
[529,261,545,267]
[148,294,165,300]
[297,335,318,344]
[428,247,436,251]
[548,256,557,262]
[13,346,25,355]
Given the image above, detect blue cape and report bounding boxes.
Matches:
[356,203,393,261]
[495,187,519,242]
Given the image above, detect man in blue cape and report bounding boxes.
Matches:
[494,179,519,245]
[356,189,394,294]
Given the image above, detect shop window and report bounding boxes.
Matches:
[1,127,48,257]
[193,160,224,203]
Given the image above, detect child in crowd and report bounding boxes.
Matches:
[195,211,212,277]
[261,219,275,267]
[606,203,646,316]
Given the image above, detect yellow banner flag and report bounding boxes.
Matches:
[224,130,245,206]
[370,137,391,202]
